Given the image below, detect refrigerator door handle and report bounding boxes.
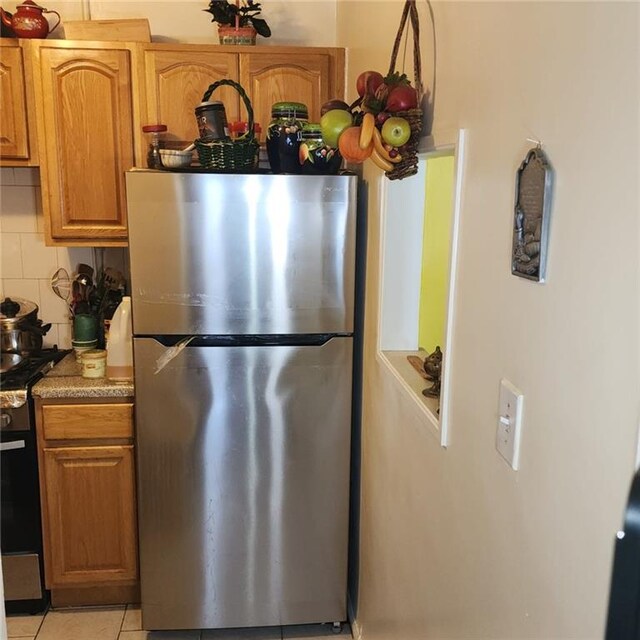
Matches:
[142,334,351,348]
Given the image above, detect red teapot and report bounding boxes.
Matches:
[0,0,60,39]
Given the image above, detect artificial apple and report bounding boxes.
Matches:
[385,84,418,112]
[320,109,353,148]
[376,111,391,126]
[320,99,351,116]
[381,117,411,147]
[356,70,384,98]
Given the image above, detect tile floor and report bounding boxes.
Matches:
[6,606,351,640]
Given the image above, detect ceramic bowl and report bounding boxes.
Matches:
[72,339,98,347]
[159,149,193,169]
[72,339,98,362]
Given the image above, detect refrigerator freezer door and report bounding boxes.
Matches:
[126,173,357,336]
[134,336,353,630]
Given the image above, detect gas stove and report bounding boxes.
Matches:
[1,347,70,613]
[0,348,70,409]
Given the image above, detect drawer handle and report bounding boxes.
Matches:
[1,440,26,452]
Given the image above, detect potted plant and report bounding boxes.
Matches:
[204,0,271,45]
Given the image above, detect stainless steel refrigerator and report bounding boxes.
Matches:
[125,171,358,631]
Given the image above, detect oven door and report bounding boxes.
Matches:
[1,418,46,606]
[1,429,40,553]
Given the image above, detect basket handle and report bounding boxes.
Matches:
[388,0,424,99]
[201,79,255,141]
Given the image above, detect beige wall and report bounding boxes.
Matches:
[1,0,338,45]
[338,1,639,638]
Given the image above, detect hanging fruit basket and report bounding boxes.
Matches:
[384,0,424,180]
[345,0,425,180]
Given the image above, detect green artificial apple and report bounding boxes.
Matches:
[320,109,353,148]
[381,116,411,147]
[320,109,353,149]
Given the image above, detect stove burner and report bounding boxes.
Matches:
[0,348,71,392]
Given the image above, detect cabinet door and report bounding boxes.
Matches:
[143,48,239,146]
[42,445,137,588]
[239,53,331,128]
[34,46,134,244]
[0,45,29,161]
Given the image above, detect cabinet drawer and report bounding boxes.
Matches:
[42,404,134,440]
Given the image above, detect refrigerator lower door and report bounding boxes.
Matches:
[134,337,353,630]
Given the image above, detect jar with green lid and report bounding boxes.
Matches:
[266,102,308,173]
[298,123,343,175]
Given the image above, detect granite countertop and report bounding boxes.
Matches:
[32,354,134,399]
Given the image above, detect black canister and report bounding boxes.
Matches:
[298,123,342,175]
[266,102,308,173]
[195,101,230,142]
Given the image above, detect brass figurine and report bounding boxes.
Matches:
[407,346,443,400]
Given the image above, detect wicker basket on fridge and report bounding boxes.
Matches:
[194,79,259,172]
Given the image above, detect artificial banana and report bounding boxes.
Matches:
[372,127,402,164]
[359,113,375,150]
[370,147,394,172]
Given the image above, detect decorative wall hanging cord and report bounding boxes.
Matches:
[401,1,437,117]
[425,0,436,126]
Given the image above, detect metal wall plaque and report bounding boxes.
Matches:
[512,146,553,282]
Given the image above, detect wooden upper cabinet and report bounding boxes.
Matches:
[32,43,136,245]
[239,50,343,128]
[0,41,37,165]
[142,46,239,148]
[42,445,137,588]
[138,44,343,160]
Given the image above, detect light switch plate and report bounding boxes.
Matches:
[496,379,524,470]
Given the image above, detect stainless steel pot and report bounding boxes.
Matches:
[0,352,22,374]
[0,297,51,356]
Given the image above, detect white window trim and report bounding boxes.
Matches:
[377,128,466,447]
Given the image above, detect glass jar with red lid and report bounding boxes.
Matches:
[142,124,167,169]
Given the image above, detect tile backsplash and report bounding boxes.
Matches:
[0,167,127,349]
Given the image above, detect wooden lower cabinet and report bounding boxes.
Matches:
[42,445,137,587]
[35,398,138,606]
